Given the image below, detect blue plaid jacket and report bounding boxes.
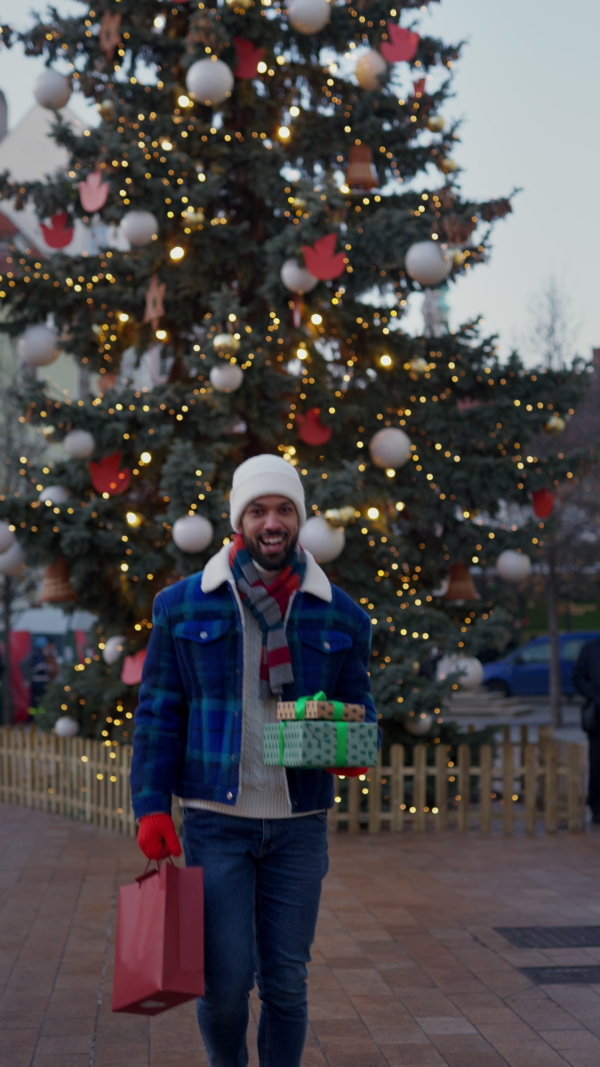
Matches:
[130,545,377,819]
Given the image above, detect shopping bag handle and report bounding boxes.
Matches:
[135,855,176,886]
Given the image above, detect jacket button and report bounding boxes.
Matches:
[231,754,237,763]
[200,630,208,638]
[234,711,239,718]
[227,791,233,800]
[324,641,331,650]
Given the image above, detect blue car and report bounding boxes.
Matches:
[482,631,599,697]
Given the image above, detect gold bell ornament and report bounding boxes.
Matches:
[39,557,77,603]
[443,562,480,602]
[545,414,565,435]
[346,144,378,191]
[427,115,445,133]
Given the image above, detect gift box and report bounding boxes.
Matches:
[277,692,365,722]
[264,720,378,768]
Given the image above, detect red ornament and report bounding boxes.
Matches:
[79,171,109,213]
[41,211,74,249]
[301,234,345,281]
[296,407,333,446]
[381,24,420,63]
[532,488,554,519]
[144,274,166,330]
[89,452,132,495]
[121,649,146,686]
[99,11,122,61]
[233,37,265,79]
[412,77,426,96]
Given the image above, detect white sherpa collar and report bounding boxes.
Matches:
[201,543,332,602]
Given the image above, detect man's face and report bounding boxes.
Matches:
[241,495,299,572]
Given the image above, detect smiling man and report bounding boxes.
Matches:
[130,453,377,1067]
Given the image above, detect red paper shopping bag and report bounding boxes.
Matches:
[112,862,204,1015]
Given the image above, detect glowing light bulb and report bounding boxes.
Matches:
[170,246,185,260]
[297,347,308,360]
[156,329,168,340]
[278,126,291,140]
[395,501,405,511]
[161,139,173,150]
[385,468,395,478]
[126,512,142,527]
[178,94,191,107]
[257,61,267,74]
[380,354,392,367]
[367,507,379,520]
[290,106,300,117]
[118,312,129,323]
[139,452,152,465]
[311,313,323,325]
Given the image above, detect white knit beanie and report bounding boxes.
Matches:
[229,454,307,531]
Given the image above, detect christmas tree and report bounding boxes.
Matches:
[0,0,590,745]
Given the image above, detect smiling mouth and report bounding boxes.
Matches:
[259,533,288,550]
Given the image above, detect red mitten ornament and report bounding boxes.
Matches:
[302,234,346,280]
[137,813,182,860]
[41,212,74,249]
[121,649,146,686]
[381,24,420,63]
[296,407,333,446]
[79,171,109,212]
[234,38,265,79]
[89,451,132,495]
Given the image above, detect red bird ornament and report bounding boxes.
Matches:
[301,234,346,281]
[296,407,333,446]
[89,452,132,496]
[381,24,420,63]
[233,37,265,79]
[41,212,74,249]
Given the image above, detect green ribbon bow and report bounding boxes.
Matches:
[294,691,345,720]
[278,719,348,766]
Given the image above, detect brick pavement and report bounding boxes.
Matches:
[2,804,600,1067]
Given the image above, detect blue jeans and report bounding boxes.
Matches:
[181,808,329,1067]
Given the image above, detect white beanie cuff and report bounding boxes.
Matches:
[230,455,306,531]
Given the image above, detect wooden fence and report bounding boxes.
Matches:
[0,725,588,836]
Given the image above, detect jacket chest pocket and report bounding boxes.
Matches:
[297,628,352,687]
[172,619,237,691]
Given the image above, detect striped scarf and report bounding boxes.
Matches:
[230,532,306,698]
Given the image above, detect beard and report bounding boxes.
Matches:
[244,530,299,572]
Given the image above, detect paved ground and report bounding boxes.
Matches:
[2,805,600,1067]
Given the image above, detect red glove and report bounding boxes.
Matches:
[137,814,182,860]
[325,767,368,777]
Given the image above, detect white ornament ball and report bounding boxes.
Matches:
[34,69,72,110]
[0,521,14,555]
[18,324,60,367]
[120,209,159,247]
[287,0,331,34]
[102,635,126,665]
[39,485,71,505]
[280,258,319,295]
[299,516,345,563]
[210,362,244,393]
[54,716,79,738]
[63,429,95,459]
[0,541,26,575]
[405,241,452,287]
[437,654,484,691]
[404,711,434,736]
[369,427,412,470]
[186,58,234,106]
[172,514,214,553]
[355,50,387,91]
[496,549,532,583]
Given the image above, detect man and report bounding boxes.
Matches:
[573,634,600,824]
[130,454,376,1067]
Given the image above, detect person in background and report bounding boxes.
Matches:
[573,634,600,824]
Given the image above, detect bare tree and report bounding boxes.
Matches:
[527,274,581,369]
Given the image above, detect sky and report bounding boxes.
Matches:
[0,0,598,363]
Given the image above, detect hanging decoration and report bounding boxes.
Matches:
[545,414,565,435]
[99,11,122,61]
[369,427,411,469]
[39,557,77,603]
[89,452,132,496]
[79,171,109,213]
[346,144,378,191]
[302,234,345,280]
[496,550,532,583]
[103,635,126,665]
[405,241,452,286]
[121,649,146,686]
[34,69,72,110]
[406,356,428,378]
[404,712,434,736]
[436,654,484,690]
[280,258,318,294]
[172,514,214,553]
[380,24,419,63]
[41,212,74,249]
[181,206,205,229]
[54,716,80,738]
[18,324,60,367]
[210,362,244,392]
[233,38,265,79]
[186,58,234,106]
[323,506,356,528]
[296,407,333,446]
[39,485,71,505]
[287,0,331,35]
[412,77,426,96]
[355,50,387,91]
[299,516,345,563]
[213,333,240,357]
[0,521,14,555]
[443,563,480,601]
[121,209,159,247]
[63,429,95,459]
[532,488,554,520]
[144,274,167,330]
[0,541,26,576]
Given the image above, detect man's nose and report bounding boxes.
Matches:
[263,513,283,529]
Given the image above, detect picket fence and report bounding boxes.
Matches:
[0,725,588,837]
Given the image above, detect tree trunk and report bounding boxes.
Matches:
[2,575,13,726]
[546,535,562,729]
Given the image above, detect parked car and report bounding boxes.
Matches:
[482,631,599,697]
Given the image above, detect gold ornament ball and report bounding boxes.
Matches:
[545,414,565,435]
[440,157,458,174]
[182,206,205,230]
[98,98,116,121]
[213,333,240,358]
[427,115,445,133]
[452,250,467,267]
[406,356,428,377]
[226,0,253,7]
[324,506,357,529]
